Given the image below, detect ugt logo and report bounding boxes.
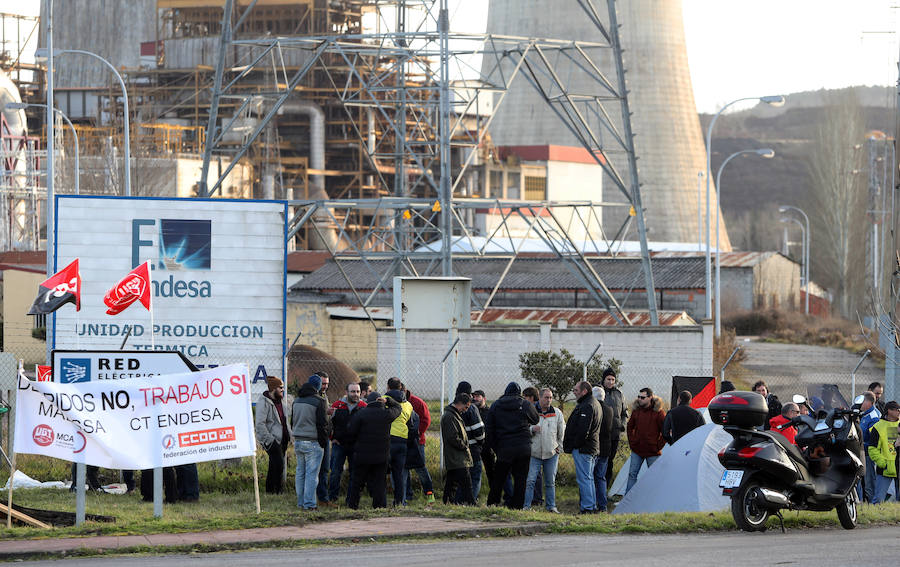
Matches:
[132,219,211,271]
[33,424,54,446]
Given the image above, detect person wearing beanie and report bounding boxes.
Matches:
[345,389,402,509]
[601,367,627,490]
[454,381,486,501]
[386,377,414,506]
[484,381,539,508]
[255,376,290,494]
[473,390,513,505]
[291,376,331,509]
[441,392,475,505]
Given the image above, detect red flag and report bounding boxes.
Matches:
[27,259,81,314]
[104,261,152,315]
[36,365,52,382]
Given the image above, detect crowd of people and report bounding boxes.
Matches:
[253,370,900,512]
[253,368,715,513]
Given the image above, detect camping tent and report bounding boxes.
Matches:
[613,423,732,514]
[609,407,712,497]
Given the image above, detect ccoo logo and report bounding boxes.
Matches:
[162,434,176,450]
[33,424,54,446]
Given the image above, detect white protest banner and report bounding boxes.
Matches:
[14,363,256,469]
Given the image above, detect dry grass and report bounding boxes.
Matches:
[723,309,882,367]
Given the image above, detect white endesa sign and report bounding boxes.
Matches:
[14,364,256,469]
[53,196,286,393]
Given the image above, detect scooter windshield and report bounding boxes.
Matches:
[806,384,849,411]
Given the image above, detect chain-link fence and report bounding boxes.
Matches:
[724,340,884,406]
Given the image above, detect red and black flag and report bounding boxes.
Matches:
[104,261,152,315]
[27,259,81,315]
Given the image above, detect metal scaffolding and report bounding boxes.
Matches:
[196,0,658,324]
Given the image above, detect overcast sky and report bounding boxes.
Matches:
[3,0,898,114]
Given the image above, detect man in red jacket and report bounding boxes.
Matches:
[768,403,800,444]
[625,387,665,494]
[404,385,436,503]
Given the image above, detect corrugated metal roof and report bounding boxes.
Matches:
[292,256,706,292]
[645,250,788,268]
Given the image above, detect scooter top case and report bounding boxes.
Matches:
[709,391,769,428]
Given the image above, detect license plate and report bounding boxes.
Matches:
[719,469,744,488]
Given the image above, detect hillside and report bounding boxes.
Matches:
[702,86,895,256]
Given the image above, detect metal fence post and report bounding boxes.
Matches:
[582,342,603,383]
[851,349,871,399]
[719,346,742,383]
[439,336,460,472]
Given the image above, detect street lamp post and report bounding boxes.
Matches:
[6,103,79,195]
[715,148,775,336]
[36,47,131,196]
[779,205,810,315]
[705,95,785,321]
[780,216,807,311]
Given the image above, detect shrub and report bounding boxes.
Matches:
[518,348,621,410]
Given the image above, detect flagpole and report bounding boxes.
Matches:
[147,260,155,349]
[145,259,162,518]
[6,452,14,528]
[249,376,260,514]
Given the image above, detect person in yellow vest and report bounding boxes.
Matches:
[386,377,414,506]
[868,400,899,504]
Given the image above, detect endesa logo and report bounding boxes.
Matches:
[132,218,211,271]
[33,424,54,446]
[178,426,235,448]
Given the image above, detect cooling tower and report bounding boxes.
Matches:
[40,0,155,88]
[483,0,730,249]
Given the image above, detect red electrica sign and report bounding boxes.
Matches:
[33,424,54,446]
[178,426,236,448]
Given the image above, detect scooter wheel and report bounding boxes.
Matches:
[836,491,857,530]
[731,482,770,532]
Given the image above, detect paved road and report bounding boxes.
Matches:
[22,527,900,566]
[737,339,881,400]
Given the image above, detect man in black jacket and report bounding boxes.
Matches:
[564,380,602,513]
[663,390,705,445]
[327,382,367,504]
[602,368,627,489]
[474,390,512,504]
[345,391,402,509]
[455,381,485,501]
[484,382,539,509]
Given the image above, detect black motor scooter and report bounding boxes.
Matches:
[710,391,865,532]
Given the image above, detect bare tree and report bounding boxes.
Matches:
[807,90,868,318]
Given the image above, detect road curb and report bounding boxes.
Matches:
[0,519,549,560]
